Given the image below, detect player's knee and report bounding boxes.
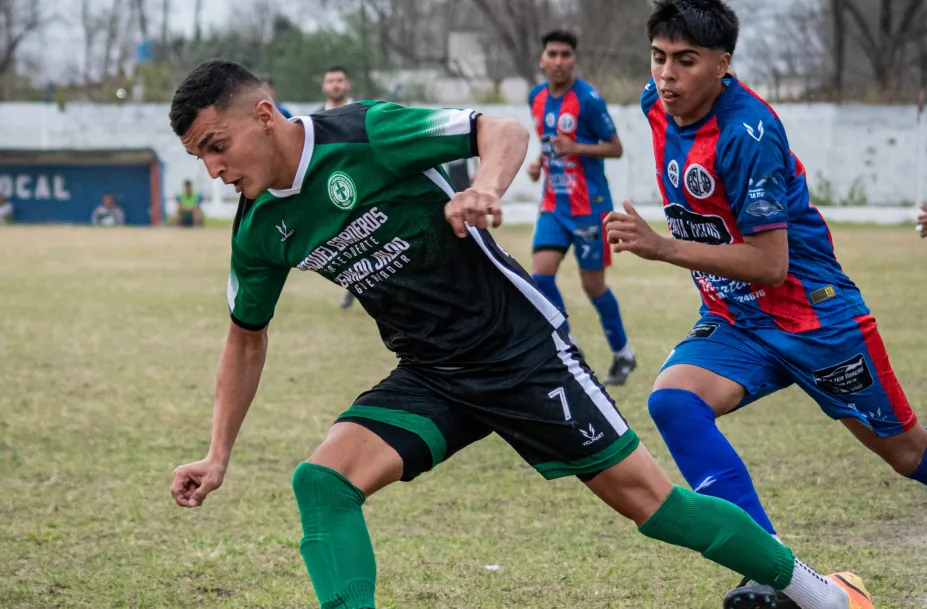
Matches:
[292,461,364,511]
[580,271,606,298]
[648,388,714,432]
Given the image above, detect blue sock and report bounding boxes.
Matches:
[648,388,778,535]
[533,274,570,334]
[590,288,628,353]
[907,438,927,485]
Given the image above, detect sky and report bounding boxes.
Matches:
[20,0,792,85]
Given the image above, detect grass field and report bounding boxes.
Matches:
[2,223,926,609]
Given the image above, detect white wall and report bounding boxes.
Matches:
[1,101,925,209]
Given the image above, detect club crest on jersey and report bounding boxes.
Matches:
[558,112,577,133]
[684,164,715,199]
[327,171,357,210]
[545,112,556,128]
[667,159,680,188]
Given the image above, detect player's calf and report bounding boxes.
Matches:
[647,387,778,535]
[841,418,927,483]
[585,445,865,609]
[292,423,404,609]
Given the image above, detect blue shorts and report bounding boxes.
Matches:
[662,314,917,437]
[532,211,611,270]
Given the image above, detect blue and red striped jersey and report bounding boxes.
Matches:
[641,75,869,333]
[529,79,616,217]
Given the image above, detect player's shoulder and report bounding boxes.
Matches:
[713,79,787,155]
[528,82,548,104]
[574,79,605,103]
[640,79,660,114]
[717,79,783,137]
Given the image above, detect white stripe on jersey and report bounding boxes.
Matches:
[467,226,565,328]
[429,108,474,137]
[552,331,629,435]
[424,168,565,328]
[227,270,239,312]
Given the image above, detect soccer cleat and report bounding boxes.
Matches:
[605,353,637,385]
[723,577,799,609]
[828,572,873,609]
[339,291,356,310]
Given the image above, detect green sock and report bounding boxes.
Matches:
[292,462,376,609]
[638,485,795,589]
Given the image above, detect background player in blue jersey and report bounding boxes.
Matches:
[527,30,635,385]
[605,1,926,607]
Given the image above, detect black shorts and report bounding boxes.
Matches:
[338,327,639,482]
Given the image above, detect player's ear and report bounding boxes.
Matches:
[254,99,276,131]
[717,52,732,79]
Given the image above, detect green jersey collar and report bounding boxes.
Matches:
[267,116,315,199]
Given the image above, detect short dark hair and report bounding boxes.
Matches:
[647,0,739,54]
[170,59,264,136]
[541,30,578,51]
[323,66,349,78]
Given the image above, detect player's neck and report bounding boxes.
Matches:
[673,82,726,127]
[327,98,349,108]
[270,119,306,191]
[547,77,575,98]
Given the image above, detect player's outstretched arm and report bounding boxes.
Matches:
[604,201,789,286]
[171,321,269,508]
[445,115,529,237]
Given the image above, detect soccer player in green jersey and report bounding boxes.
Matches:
[169,60,870,609]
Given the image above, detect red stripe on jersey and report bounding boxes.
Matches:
[684,117,738,323]
[532,89,557,213]
[560,90,591,216]
[531,88,548,138]
[855,314,918,431]
[753,274,820,333]
[647,99,670,206]
[600,211,612,268]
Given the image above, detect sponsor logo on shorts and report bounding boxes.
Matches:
[573,225,600,243]
[580,423,604,446]
[812,354,874,395]
[687,322,720,339]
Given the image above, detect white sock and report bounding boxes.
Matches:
[614,344,634,359]
[782,559,848,609]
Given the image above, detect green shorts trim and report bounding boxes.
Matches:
[338,404,448,468]
[533,429,640,480]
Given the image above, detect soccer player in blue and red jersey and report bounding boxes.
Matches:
[605,1,925,607]
[527,30,635,385]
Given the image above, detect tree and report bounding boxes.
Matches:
[469,0,559,87]
[0,0,49,80]
[841,0,927,99]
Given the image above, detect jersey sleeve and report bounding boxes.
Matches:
[718,121,790,235]
[226,237,290,331]
[583,91,618,142]
[365,102,480,176]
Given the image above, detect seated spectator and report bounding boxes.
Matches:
[91,193,126,226]
[176,180,205,227]
[0,195,13,224]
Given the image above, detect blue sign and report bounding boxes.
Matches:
[0,164,154,225]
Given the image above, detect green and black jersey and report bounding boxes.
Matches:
[227,101,565,364]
